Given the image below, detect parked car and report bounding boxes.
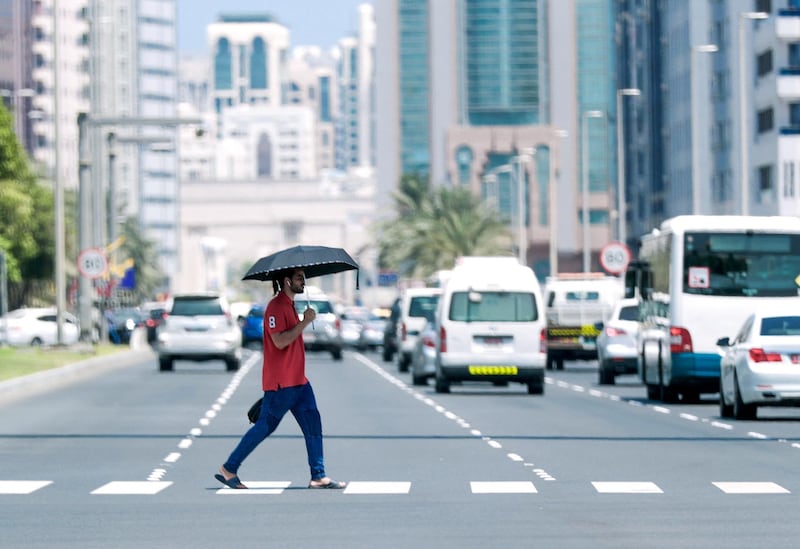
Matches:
[396,288,442,372]
[156,293,242,372]
[0,307,79,346]
[594,297,640,385]
[241,303,265,347]
[718,307,800,420]
[142,304,168,345]
[294,287,343,360]
[382,297,401,362]
[105,307,146,345]
[410,319,437,386]
[359,315,388,351]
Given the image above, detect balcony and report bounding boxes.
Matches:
[776,9,800,40]
[777,68,800,100]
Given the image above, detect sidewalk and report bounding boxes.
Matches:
[0,328,155,405]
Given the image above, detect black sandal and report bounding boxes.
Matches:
[308,478,347,489]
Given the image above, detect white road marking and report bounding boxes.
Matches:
[592,482,663,494]
[652,406,670,414]
[710,421,733,430]
[747,432,768,440]
[507,453,523,462]
[679,413,698,421]
[344,481,411,494]
[470,481,537,494]
[713,482,790,494]
[216,481,291,495]
[487,440,502,449]
[0,480,52,494]
[163,452,181,463]
[91,481,172,495]
[178,438,193,449]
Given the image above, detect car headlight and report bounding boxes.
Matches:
[125,319,135,331]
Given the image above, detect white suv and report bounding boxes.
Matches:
[396,288,441,372]
[156,293,242,372]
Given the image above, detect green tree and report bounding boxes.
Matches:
[377,178,512,279]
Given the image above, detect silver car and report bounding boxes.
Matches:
[156,293,242,372]
[410,319,437,386]
[595,298,639,385]
[294,290,343,361]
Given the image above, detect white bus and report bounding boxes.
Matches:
[627,215,800,402]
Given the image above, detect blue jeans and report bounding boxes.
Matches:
[223,382,326,480]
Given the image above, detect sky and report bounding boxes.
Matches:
[176,0,372,54]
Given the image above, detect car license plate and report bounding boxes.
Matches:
[468,366,518,376]
[482,336,503,346]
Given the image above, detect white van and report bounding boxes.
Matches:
[434,257,546,395]
[395,287,442,372]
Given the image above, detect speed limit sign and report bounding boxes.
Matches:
[78,248,108,279]
[599,242,631,275]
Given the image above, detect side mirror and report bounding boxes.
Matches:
[716,337,731,347]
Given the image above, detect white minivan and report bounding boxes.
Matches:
[434,257,546,394]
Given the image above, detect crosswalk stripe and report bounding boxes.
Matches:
[343,481,411,494]
[471,481,537,494]
[712,482,790,494]
[0,480,52,494]
[216,481,291,495]
[90,481,172,495]
[592,482,663,494]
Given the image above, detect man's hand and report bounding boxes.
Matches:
[301,307,317,325]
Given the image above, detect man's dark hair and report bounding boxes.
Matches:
[272,268,296,295]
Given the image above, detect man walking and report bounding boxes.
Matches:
[215,267,346,489]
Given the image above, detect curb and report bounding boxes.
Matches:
[0,328,155,405]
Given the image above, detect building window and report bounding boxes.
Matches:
[784,162,795,198]
[756,50,772,77]
[757,107,774,133]
[789,102,800,126]
[758,164,773,194]
[455,146,473,186]
[257,133,272,178]
[755,0,771,13]
[250,37,267,89]
[790,44,800,68]
[214,38,232,90]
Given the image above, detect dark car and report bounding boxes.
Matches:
[106,307,146,345]
[382,297,401,362]
[144,306,167,344]
[241,304,265,347]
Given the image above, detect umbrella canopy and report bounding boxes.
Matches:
[242,245,359,284]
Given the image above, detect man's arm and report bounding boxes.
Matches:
[270,307,316,349]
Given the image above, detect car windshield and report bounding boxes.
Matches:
[760,316,800,336]
[619,305,638,321]
[449,291,538,322]
[171,298,225,316]
[409,296,439,321]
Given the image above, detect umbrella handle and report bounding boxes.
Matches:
[306,290,315,329]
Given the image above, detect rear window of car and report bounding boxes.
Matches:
[449,291,538,322]
[619,306,638,321]
[171,297,225,316]
[295,299,334,315]
[409,296,439,320]
[248,307,264,318]
[760,316,800,336]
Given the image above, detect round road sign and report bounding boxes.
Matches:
[599,242,631,275]
[78,248,108,279]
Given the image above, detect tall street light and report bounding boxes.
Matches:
[483,164,514,251]
[691,44,718,215]
[616,88,640,245]
[512,148,536,266]
[738,11,769,216]
[549,129,568,277]
[582,110,604,274]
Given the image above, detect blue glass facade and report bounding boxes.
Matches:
[463,0,541,126]
[214,38,232,90]
[250,37,267,89]
[399,0,430,178]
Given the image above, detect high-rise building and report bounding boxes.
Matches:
[0,0,35,156]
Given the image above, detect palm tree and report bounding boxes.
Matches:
[377,179,512,279]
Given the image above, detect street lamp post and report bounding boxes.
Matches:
[582,110,604,274]
[513,148,536,266]
[691,44,718,215]
[76,114,203,341]
[549,129,569,277]
[738,11,769,216]
[616,88,640,244]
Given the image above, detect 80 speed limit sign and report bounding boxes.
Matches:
[78,247,108,279]
[599,242,631,275]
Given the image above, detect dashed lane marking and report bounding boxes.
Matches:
[470,481,537,494]
[592,482,663,494]
[0,480,52,494]
[344,481,411,494]
[91,481,172,495]
[712,482,790,494]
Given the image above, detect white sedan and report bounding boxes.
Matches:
[717,306,800,420]
[0,307,80,346]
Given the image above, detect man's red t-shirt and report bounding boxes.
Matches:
[262,291,308,391]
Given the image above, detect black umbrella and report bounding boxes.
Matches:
[242,245,359,287]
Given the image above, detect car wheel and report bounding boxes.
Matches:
[159,357,173,372]
[412,372,427,386]
[382,347,393,362]
[555,357,565,370]
[527,381,544,395]
[598,363,615,385]
[30,337,43,347]
[646,384,660,400]
[331,347,343,361]
[225,357,240,372]
[434,376,450,394]
[719,378,734,418]
[398,354,410,373]
[733,374,757,420]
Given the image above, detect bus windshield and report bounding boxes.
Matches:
[683,232,800,297]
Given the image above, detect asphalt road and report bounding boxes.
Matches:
[2,347,800,548]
